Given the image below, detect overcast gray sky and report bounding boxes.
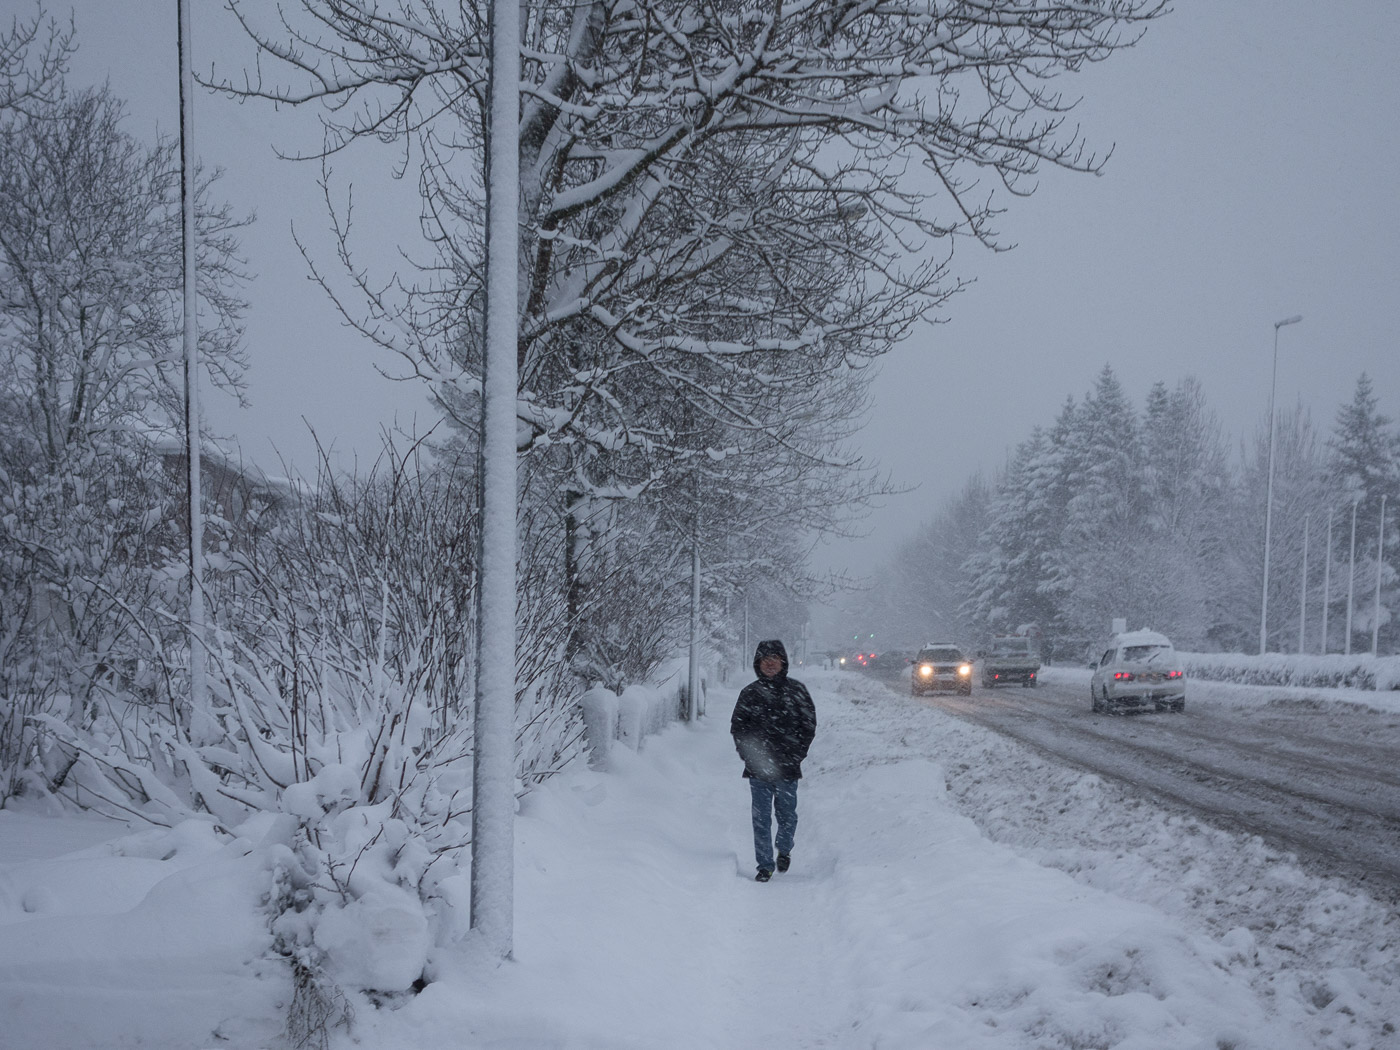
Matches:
[50,0,1400,574]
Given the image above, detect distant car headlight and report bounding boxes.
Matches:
[919,664,933,676]
[958,663,972,676]
[839,657,846,665]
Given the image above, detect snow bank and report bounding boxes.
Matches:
[0,814,288,1048]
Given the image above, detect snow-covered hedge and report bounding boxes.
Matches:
[579,659,703,766]
[1178,651,1400,691]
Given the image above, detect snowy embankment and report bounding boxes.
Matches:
[2,669,1396,1049]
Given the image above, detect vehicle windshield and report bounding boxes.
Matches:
[919,649,963,663]
[1122,644,1173,664]
[992,639,1030,654]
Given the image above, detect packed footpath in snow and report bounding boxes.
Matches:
[1,664,1396,1049]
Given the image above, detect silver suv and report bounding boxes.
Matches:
[1090,631,1186,714]
[911,644,973,696]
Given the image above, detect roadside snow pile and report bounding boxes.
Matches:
[0,810,288,1048]
[834,670,1400,1050]
[1177,649,1400,691]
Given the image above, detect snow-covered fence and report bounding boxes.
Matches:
[1178,651,1400,691]
[578,658,710,766]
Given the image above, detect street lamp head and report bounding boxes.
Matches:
[1275,314,1303,329]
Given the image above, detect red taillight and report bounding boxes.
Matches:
[1114,671,1134,681]
[1166,670,1182,679]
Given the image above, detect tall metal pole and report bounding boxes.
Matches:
[688,540,701,721]
[177,0,207,739]
[1321,507,1333,653]
[1298,513,1309,654]
[1373,494,1387,656]
[1260,314,1302,654]
[743,595,749,672]
[1346,496,1359,655]
[470,0,521,960]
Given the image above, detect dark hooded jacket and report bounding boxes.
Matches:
[730,640,817,781]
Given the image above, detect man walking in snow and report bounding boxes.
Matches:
[731,639,817,882]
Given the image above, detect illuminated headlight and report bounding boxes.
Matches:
[839,657,846,665]
[958,664,972,676]
[919,664,933,676]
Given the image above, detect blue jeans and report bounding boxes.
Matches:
[749,778,799,872]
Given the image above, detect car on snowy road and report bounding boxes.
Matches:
[980,635,1041,688]
[1089,630,1186,714]
[911,644,973,696]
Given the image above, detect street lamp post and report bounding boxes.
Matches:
[1321,507,1333,653]
[1299,513,1309,654]
[1374,494,1388,656]
[1346,495,1359,655]
[1259,314,1303,655]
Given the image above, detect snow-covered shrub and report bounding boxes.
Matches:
[8,442,588,1048]
[1179,650,1400,691]
[0,435,188,802]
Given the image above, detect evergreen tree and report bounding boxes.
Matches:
[964,414,1072,645]
[1329,373,1398,546]
[1045,366,1152,644]
[1143,376,1234,649]
[1326,374,1398,651]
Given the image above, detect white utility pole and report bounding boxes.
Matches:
[1346,497,1359,655]
[1373,495,1388,656]
[1321,507,1333,653]
[177,0,208,738]
[688,540,701,721]
[1259,314,1302,655]
[471,0,521,960]
[1298,514,1309,654]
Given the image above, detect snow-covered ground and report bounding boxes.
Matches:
[2,669,1396,1049]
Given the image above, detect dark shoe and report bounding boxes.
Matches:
[776,853,791,873]
[755,869,773,882]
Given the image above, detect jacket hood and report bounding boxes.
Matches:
[753,639,789,678]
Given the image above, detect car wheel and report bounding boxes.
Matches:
[1092,687,1103,713]
[960,682,972,696]
[1172,698,1185,713]
[1029,677,1038,688]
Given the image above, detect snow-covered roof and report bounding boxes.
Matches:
[1109,629,1174,648]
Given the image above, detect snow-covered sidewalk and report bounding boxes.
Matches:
[2,669,1396,1048]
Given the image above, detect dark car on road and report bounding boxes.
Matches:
[863,650,911,680]
[910,644,973,696]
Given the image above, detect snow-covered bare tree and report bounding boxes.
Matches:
[0,76,250,794]
[0,84,249,469]
[0,5,73,117]
[874,474,989,646]
[212,0,1167,648]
